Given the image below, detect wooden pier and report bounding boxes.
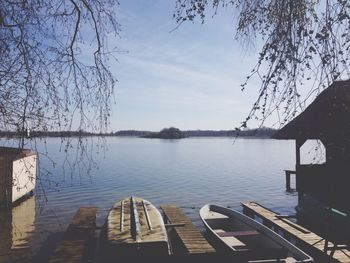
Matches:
[49,207,97,263]
[161,205,215,255]
[242,201,350,263]
[160,205,261,262]
[50,205,218,263]
[52,204,341,263]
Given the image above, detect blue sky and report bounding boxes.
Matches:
[110,0,262,131]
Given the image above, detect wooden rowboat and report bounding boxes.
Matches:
[200,204,313,262]
[100,196,169,259]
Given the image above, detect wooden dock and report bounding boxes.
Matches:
[160,206,257,262]
[161,205,215,255]
[49,207,97,263]
[50,205,218,263]
[51,204,324,263]
[242,201,350,263]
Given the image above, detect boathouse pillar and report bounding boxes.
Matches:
[295,139,305,202]
[295,139,305,167]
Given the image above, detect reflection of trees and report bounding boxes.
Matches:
[33,137,106,207]
[0,136,105,209]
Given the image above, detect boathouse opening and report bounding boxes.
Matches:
[300,140,326,165]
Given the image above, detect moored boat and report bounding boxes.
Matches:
[100,196,169,260]
[200,204,313,262]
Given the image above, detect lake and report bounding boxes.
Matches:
[0,137,298,262]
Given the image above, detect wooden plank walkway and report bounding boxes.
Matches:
[49,207,97,263]
[161,205,215,255]
[242,201,350,263]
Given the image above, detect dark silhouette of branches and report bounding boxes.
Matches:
[174,0,350,128]
[0,0,120,146]
[0,1,120,207]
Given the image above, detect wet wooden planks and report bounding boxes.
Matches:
[161,205,215,255]
[49,207,97,263]
[242,201,350,263]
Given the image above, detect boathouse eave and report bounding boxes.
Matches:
[272,79,350,141]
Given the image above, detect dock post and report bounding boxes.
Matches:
[242,205,255,219]
[286,171,291,191]
[284,170,296,191]
[263,219,273,229]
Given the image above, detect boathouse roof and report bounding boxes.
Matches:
[273,80,350,141]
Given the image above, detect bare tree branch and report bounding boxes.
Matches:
[0,0,120,136]
[174,0,350,128]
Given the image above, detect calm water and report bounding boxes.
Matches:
[0,137,298,262]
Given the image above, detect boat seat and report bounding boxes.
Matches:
[214,229,247,249]
[217,230,259,237]
[207,211,229,219]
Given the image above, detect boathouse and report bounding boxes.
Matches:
[0,147,37,207]
[273,80,350,234]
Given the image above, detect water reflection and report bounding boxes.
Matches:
[0,137,298,262]
[0,196,35,262]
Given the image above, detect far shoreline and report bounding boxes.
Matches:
[0,128,277,139]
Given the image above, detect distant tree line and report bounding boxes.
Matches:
[142,127,185,139]
[0,127,277,138]
[186,128,277,138]
[0,130,113,138]
[114,127,277,138]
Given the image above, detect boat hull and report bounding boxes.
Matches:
[200,204,313,262]
[100,197,169,260]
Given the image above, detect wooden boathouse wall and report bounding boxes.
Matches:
[0,149,18,206]
[0,147,37,207]
[273,80,350,215]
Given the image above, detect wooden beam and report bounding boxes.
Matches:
[295,139,306,167]
[284,170,296,191]
[295,139,306,200]
[242,201,350,263]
